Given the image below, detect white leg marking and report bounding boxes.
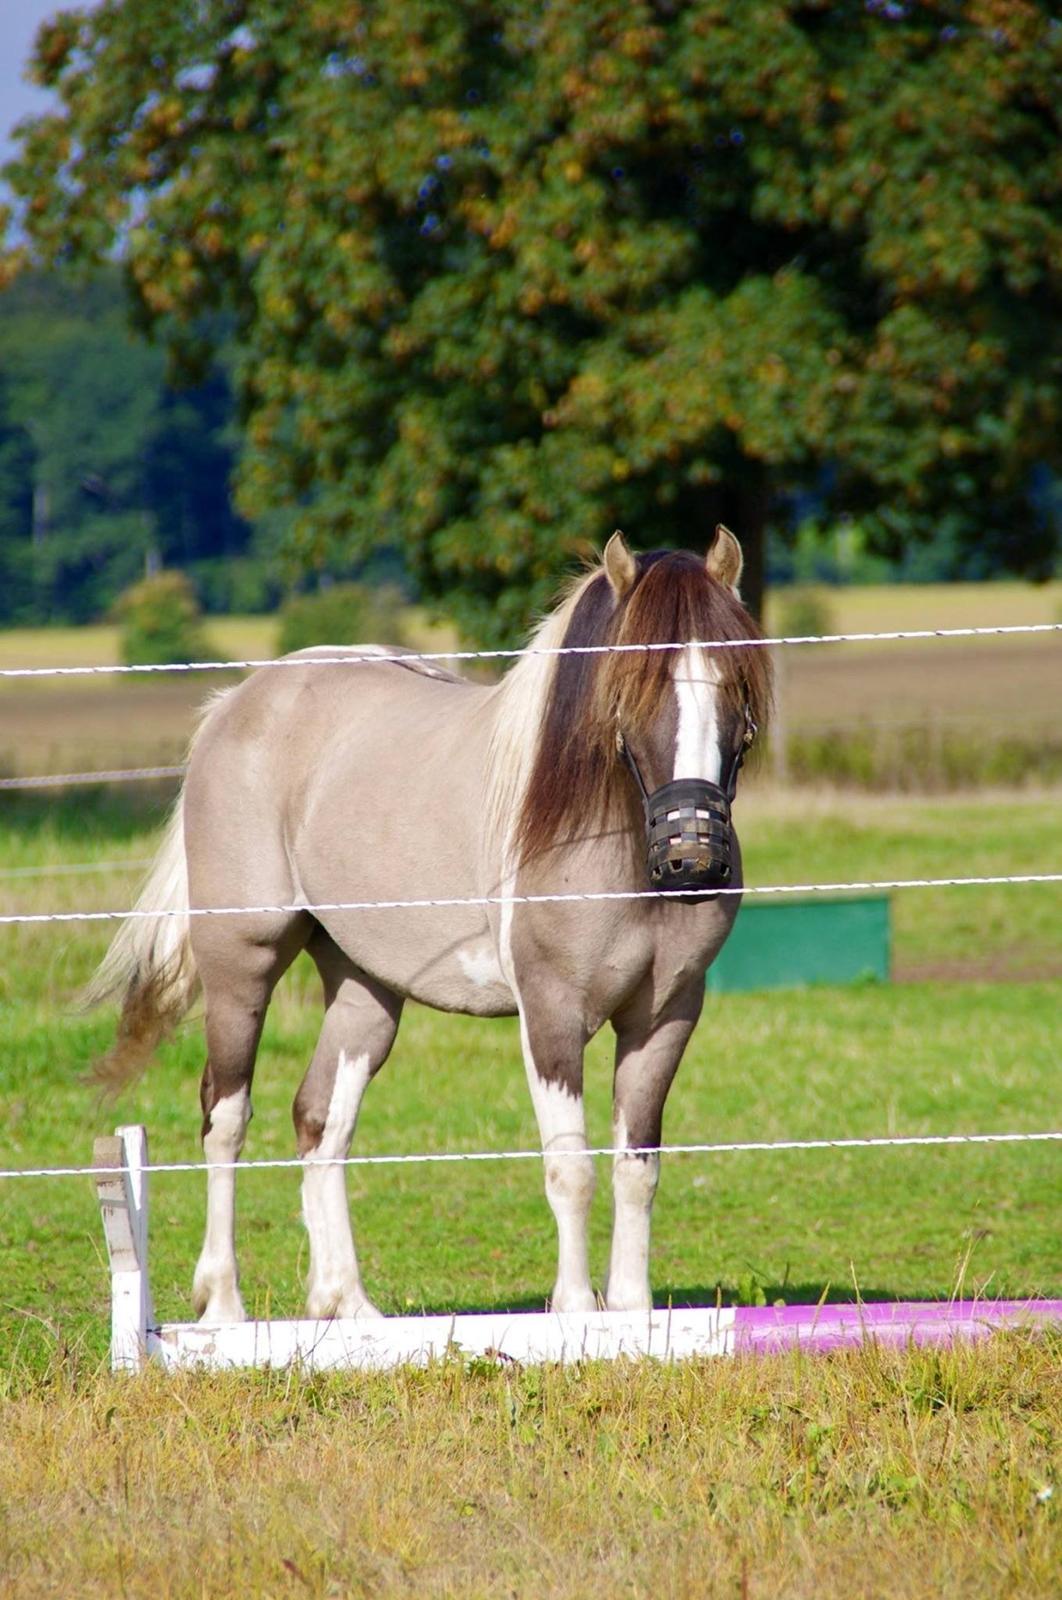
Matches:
[302,1049,382,1319]
[499,842,596,1312]
[520,1018,597,1313]
[193,1088,251,1324]
[673,646,723,783]
[605,1110,660,1313]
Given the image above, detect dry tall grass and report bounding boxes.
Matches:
[1,1335,1058,1598]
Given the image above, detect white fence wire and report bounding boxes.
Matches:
[3,1130,1060,1184]
[2,618,1058,1189]
[0,766,185,791]
[0,859,151,880]
[2,620,1060,681]
[2,873,1060,927]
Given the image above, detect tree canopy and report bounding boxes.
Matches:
[4,0,1060,640]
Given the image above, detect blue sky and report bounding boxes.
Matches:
[1,0,63,177]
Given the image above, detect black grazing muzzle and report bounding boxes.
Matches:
[619,704,757,902]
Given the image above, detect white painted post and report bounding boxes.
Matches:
[94,1124,154,1372]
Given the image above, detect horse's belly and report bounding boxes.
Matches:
[407,936,517,1017]
[407,947,515,1011]
[315,909,517,1018]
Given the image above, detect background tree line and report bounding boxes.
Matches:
[0,269,270,625]
[1,0,1059,640]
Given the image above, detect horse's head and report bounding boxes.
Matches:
[511,527,771,893]
[598,527,769,900]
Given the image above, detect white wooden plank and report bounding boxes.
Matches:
[148,1307,737,1371]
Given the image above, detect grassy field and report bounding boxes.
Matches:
[2,787,1059,1368]
[2,628,1061,1595]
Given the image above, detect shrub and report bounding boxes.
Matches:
[775,586,836,641]
[187,557,283,615]
[277,583,407,655]
[113,570,214,667]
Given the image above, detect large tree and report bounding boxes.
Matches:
[4,0,1059,640]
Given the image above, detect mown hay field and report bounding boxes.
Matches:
[2,582,1061,784]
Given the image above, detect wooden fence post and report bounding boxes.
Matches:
[94,1125,153,1372]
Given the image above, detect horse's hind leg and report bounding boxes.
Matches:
[193,918,310,1324]
[605,983,704,1313]
[295,929,403,1319]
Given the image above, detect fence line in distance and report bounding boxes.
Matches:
[2,620,1060,680]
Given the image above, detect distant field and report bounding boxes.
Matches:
[0,607,457,778]
[1,579,1058,672]
[1,583,1060,782]
[762,579,1062,635]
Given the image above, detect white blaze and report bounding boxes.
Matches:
[673,645,723,784]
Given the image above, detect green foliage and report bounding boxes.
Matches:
[113,569,213,666]
[187,555,283,616]
[0,370,35,622]
[0,271,252,625]
[776,586,836,641]
[4,4,1061,640]
[276,582,407,654]
[785,725,1062,792]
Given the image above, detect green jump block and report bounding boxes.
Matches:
[706,895,891,993]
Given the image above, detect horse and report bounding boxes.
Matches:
[88,526,771,1321]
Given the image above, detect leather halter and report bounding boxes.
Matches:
[618,701,757,901]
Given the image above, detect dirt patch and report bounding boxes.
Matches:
[895,954,1062,985]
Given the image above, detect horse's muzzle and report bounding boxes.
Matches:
[645,779,734,902]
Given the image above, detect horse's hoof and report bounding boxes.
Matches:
[194,1292,247,1325]
[603,1285,652,1314]
[550,1286,599,1315]
[337,1297,384,1320]
[305,1290,384,1320]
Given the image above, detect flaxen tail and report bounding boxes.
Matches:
[84,788,200,1094]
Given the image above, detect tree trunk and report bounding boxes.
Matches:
[721,469,769,624]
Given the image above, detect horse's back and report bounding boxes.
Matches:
[183,646,516,1014]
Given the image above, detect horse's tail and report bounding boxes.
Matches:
[83,789,199,1094]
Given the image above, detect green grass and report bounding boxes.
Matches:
[2,786,1060,1596]
[2,788,1059,1371]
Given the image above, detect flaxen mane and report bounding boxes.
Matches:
[511,549,771,863]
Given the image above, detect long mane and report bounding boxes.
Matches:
[487,548,772,865]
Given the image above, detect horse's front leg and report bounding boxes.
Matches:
[518,1002,597,1313]
[605,982,704,1313]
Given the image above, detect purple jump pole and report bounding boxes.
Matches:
[731,1299,1062,1355]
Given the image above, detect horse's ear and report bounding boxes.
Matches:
[706,524,743,596]
[603,530,637,598]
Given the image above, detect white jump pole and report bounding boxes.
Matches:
[94,1125,1062,1373]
